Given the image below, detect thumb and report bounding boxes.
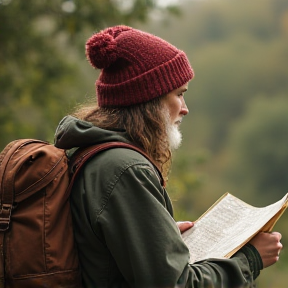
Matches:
[177,221,194,234]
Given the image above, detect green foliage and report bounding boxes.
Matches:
[168,148,211,220]
[223,96,288,204]
[0,0,165,149]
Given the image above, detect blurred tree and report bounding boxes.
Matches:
[167,148,211,220]
[222,96,288,204]
[0,0,176,149]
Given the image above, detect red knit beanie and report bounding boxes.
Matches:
[85,25,194,107]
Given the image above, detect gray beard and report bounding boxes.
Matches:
[167,123,183,151]
[162,106,183,151]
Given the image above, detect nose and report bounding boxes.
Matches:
[181,98,189,115]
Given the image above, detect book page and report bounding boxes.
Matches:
[182,193,288,263]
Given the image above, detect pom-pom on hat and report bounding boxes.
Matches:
[85,25,194,107]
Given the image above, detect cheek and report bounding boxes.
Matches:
[167,105,181,124]
[168,100,182,116]
[162,94,183,121]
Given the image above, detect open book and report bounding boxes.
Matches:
[181,192,288,263]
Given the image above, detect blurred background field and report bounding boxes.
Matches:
[1,0,288,286]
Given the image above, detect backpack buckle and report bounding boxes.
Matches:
[0,204,12,231]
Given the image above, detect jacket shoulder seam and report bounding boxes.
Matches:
[95,160,156,218]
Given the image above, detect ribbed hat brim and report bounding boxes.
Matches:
[96,51,194,107]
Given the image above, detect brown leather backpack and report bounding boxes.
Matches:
[0,139,152,288]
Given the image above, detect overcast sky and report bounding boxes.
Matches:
[156,0,180,6]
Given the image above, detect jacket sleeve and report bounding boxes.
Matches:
[97,162,261,288]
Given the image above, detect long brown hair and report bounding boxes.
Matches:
[73,96,172,180]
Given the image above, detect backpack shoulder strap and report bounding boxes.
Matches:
[69,142,165,188]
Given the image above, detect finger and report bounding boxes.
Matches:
[270,231,282,241]
[277,241,283,252]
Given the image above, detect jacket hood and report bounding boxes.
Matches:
[54,115,129,149]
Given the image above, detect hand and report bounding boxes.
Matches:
[249,231,283,268]
[177,221,194,234]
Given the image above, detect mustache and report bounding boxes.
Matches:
[175,117,184,125]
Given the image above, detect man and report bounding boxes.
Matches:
[54,25,282,288]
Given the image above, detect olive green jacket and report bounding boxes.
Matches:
[55,116,262,288]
